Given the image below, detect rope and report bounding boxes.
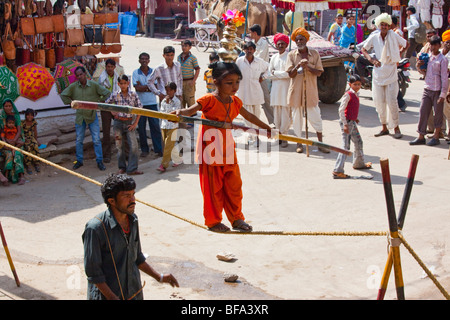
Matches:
[2,140,449,298]
[398,233,450,300]
[0,140,386,237]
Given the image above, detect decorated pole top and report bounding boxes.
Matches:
[217,9,246,63]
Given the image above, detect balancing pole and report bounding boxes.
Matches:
[0,221,20,287]
[71,100,352,156]
[377,155,419,300]
[378,158,405,300]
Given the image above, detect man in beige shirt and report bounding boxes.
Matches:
[286,28,329,153]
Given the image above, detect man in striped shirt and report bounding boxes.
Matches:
[147,46,183,100]
[177,40,200,109]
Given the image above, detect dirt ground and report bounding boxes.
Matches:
[1,35,449,302]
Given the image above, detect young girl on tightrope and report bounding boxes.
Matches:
[173,61,272,232]
[21,108,41,174]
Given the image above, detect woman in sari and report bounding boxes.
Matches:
[0,99,26,185]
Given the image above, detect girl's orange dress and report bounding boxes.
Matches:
[195,93,246,228]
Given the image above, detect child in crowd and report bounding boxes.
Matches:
[332,75,372,179]
[21,108,41,174]
[158,82,183,172]
[204,52,219,93]
[1,115,24,152]
[106,74,144,175]
[173,61,272,233]
[1,115,25,185]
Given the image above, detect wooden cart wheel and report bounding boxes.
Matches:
[195,28,210,52]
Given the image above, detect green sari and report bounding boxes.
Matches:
[0,99,25,183]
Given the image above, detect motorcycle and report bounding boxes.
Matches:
[346,53,412,98]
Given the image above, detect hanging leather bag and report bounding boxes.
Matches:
[34,16,54,34]
[1,23,16,60]
[66,28,84,46]
[55,40,65,63]
[84,25,103,44]
[52,15,66,33]
[106,12,119,24]
[94,13,107,25]
[102,26,121,53]
[76,45,89,56]
[81,14,94,26]
[20,17,36,36]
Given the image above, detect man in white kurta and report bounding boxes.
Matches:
[362,13,407,139]
[236,42,269,144]
[250,24,274,125]
[266,33,291,147]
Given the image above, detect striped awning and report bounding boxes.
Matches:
[271,0,362,11]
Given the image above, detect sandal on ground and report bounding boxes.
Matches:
[157,165,166,172]
[332,172,351,179]
[353,162,372,170]
[374,130,389,137]
[208,223,230,233]
[18,178,25,185]
[172,162,183,167]
[232,219,253,232]
[128,170,143,175]
[2,180,10,187]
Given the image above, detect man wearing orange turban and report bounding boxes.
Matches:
[291,27,310,42]
[442,30,450,42]
[286,27,330,154]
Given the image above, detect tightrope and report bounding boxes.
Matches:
[1,140,449,299]
[0,140,386,237]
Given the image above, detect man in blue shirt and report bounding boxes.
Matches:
[132,52,163,157]
[82,174,179,300]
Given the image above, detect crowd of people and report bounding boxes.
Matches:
[2,4,450,299]
[0,9,449,216]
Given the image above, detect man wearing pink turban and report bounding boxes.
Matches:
[273,33,290,46]
[266,33,291,146]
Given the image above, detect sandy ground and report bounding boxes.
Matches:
[0,34,449,302]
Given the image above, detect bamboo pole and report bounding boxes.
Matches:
[0,222,20,287]
[71,100,352,156]
[379,158,405,300]
[377,155,419,299]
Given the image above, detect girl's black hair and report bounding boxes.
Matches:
[101,173,136,207]
[208,61,242,82]
[24,108,37,117]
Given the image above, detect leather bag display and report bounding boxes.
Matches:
[34,16,54,34]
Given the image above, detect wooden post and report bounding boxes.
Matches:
[0,222,20,287]
[377,155,419,299]
[378,157,417,300]
[398,154,419,230]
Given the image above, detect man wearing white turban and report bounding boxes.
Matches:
[362,13,407,139]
